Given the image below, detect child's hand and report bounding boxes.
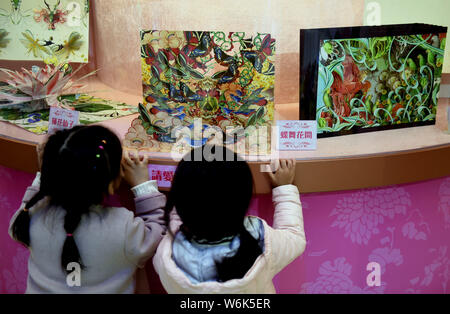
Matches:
[121,150,150,187]
[267,159,296,188]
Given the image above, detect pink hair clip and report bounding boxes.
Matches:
[66,233,73,237]
[99,145,104,150]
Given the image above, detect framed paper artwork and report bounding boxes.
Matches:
[300,23,447,138]
[124,30,275,154]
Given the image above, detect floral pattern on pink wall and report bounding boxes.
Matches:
[252,177,450,294]
[0,165,33,294]
[0,164,449,293]
[439,178,450,230]
[329,187,411,245]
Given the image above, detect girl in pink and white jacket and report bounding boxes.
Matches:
[153,145,306,293]
[9,125,166,293]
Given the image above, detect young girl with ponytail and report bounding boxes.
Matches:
[9,125,166,293]
[153,145,306,293]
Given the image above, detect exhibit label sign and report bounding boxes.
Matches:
[47,106,79,134]
[147,164,177,188]
[276,120,317,150]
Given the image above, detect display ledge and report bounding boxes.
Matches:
[0,79,449,193]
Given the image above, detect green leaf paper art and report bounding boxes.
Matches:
[0,0,89,62]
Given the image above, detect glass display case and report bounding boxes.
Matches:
[0,0,449,193]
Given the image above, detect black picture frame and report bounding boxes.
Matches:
[299,23,447,138]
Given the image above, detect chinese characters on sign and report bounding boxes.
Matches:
[277,120,317,150]
[48,107,80,134]
[147,164,177,188]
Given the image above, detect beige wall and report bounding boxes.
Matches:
[92,0,365,104]
[2,1,448,104]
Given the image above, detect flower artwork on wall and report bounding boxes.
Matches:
[124,30,275,153]
[300,24,447,137]
[0,0,89,62]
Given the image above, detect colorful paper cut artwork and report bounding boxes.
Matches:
[300,24,447,137]
[124,30,275,153]
[0,62,138,135]
[0,93,138,134]
[0,0,89,62]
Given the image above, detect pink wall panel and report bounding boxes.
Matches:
[0,166,34,293]
[1,164,449,293]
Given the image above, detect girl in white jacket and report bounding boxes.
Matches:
[153,145,306,293]
[9,125,166,293]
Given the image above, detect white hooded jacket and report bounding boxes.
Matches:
[153,184,306,294]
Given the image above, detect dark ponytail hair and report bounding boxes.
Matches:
[165,144,261,282]
[12,127,79,247]
[11,191,44,247]
[11,125,123,273]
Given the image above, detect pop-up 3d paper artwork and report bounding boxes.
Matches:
[0,0,89,63]
[124,30,275,153]
[300,24,447,137]
[0,64,138,134]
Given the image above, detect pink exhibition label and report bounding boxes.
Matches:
[48,107,80,134]
[147,164,177,188]
[276,120,317,150]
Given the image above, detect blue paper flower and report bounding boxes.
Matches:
[27,113,42,123]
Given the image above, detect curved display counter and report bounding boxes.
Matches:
[1,77,449,193]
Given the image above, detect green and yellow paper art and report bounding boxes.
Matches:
[0,0,89,62]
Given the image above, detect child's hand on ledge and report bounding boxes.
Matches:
[121,150,150,188]
[267,159,296,188]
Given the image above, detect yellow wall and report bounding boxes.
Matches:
[364,0,449,73]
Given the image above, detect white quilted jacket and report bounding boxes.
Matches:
[153,184,306,294]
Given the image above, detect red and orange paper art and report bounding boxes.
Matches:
[124,30,275,153]
[300,24,447,138]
